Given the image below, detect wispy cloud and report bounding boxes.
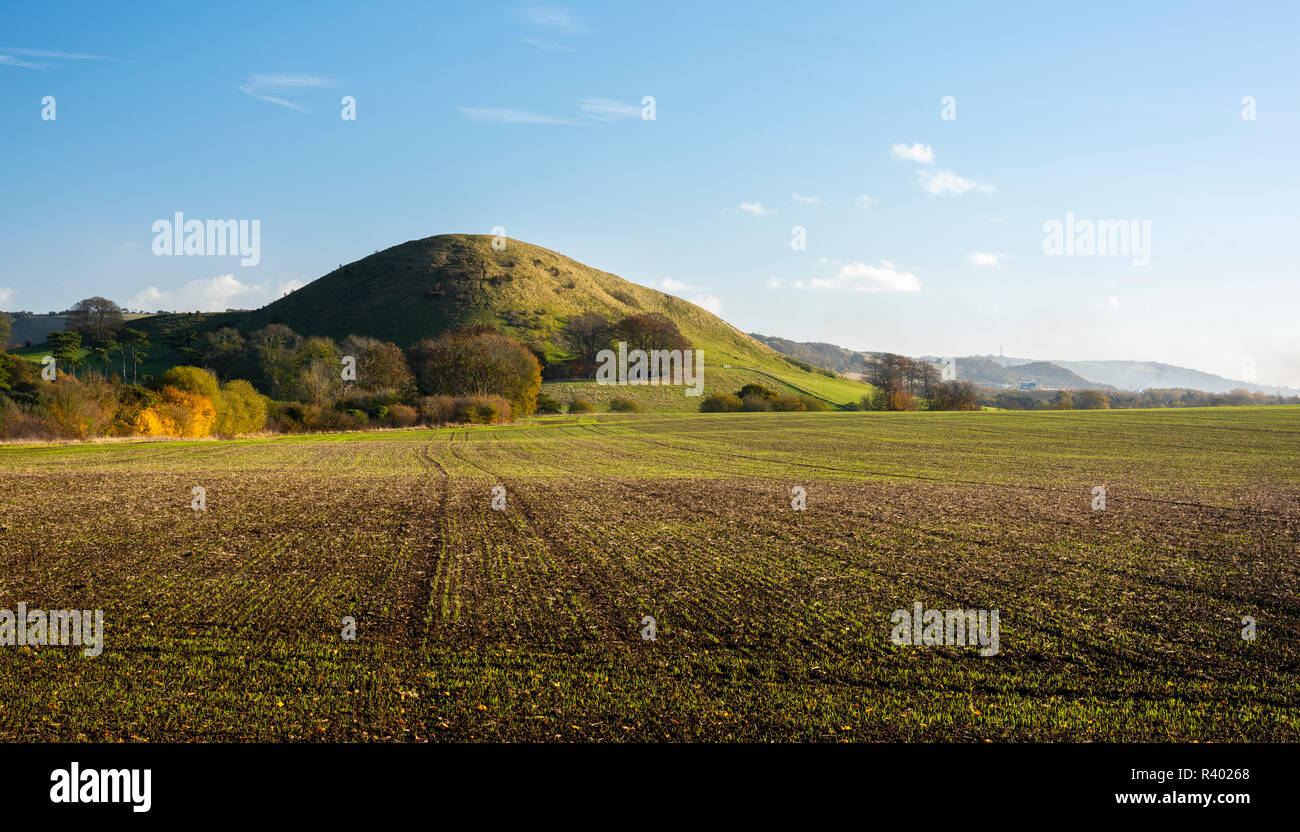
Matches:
[0,47,115,70]
[238,74,333,111]
[855,195,877,207]
[459,107,581,125]
[577,98,640,122]
[739,201,776,216]
[793,260,921,293]
[514,4,583,32]
[792,193,821,204]
[918,169,994,196]
[968,251,1006,268]
[890,142,935,164]
[0,54,44,69]
[521,36,572,51]
[0,287,15,305]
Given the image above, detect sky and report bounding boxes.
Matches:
[1,0,1297,386]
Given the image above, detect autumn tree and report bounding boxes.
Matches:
[410,330,540,415]
[562,312,615,378]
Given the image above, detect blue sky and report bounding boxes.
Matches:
[1,1,1297,385]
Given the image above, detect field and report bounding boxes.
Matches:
[1,407,1297,741]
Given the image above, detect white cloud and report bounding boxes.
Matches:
[689,294,724,314]
[890,143,935,164]
[521,36,571,51]
[968,251,1006,268]
[0,54,45,69]
[514,4,582,32]
[798,260,921,293]
[792,193,820,203]
[459,107,580,125]
[1108,296,1121,309]
[238,74,332,111]
[855,195,876,207]
[655,277,690,292]
[127,274,303,312]
[577,98,640,122]
[0,48,115,70]
[766,277,782,288]
[739,201,775,216]
[918,169,994,196]
[0,287,14,305]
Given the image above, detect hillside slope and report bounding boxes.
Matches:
[234,234,867,403]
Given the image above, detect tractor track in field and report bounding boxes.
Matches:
[409,438,452,645]
[444,430,634,650]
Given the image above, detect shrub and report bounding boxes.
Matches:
[700,393,743,413]
[740,393,773,412]
[887,390,917,411]
[568,396,595,414]
[388,404,418,427]
[770,393,806,412]
[134,386,217,437]
[799,395,831,412]
[608,396,642,413]
[159,366,220,401]
[214,379,268,435]
[416,394,511,425]
[535,392,563,414]
[33,377,118,439]
[737,383,777,401]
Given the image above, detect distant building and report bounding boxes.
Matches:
[1018,381,1037,391]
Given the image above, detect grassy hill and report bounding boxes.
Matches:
[14,234,872,408]
[238,234,870,407]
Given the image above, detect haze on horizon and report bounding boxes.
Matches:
[0,1,1296,387]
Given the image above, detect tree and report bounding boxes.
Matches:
[90,344,113,379]
[928,380,981,411]
[201,327,247,376]
[613,313,690,355]
[118,328,150,385]
[410,331,541,415]
[65,297,124,344]
[249,324,301,396]
[1075,390,1110,410]
[0,312,12,349]
[342,336,415,395]
[562,313,614,378]
[1052,391,1074,410]
[48,331,82,378]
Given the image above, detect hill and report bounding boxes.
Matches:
[933,356,1110,390]
[13,235,872,409]
[754,335,1104,390]
[749,334,871,375]
[1050,359,1298,396]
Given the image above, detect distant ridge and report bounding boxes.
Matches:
[755,335,1296,395]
